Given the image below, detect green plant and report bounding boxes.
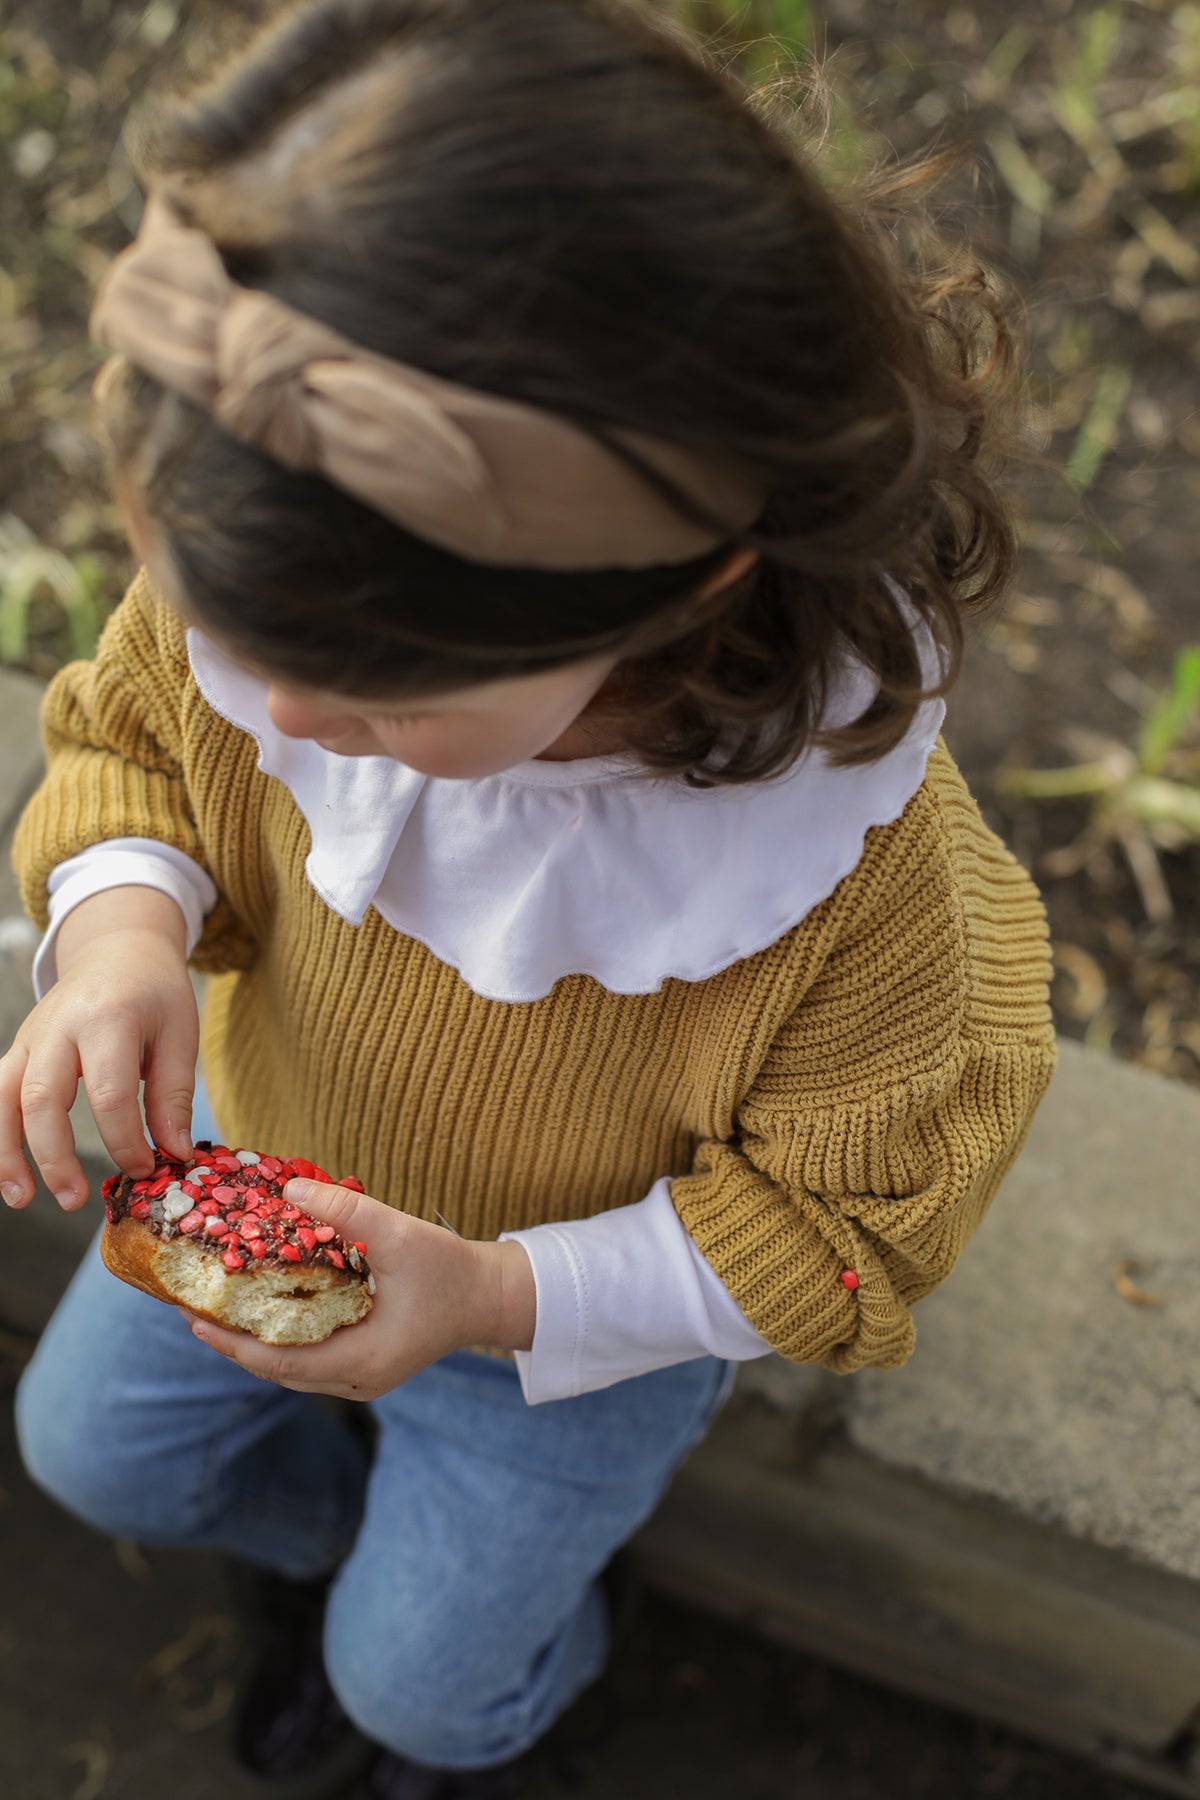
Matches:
[0,514,103,665]
[999,647,1200,923]
[672,0,812,86]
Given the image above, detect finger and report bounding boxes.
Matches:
[19,1040,90,1209]
[0,1043,37,1207]
[182,1310,346,1388]
[78,1021,157,1180]
[283,1178,394,1263]
[142,1009,199,1162]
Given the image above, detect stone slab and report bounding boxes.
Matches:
[0,886,107,1332]
[0,669,138,1330]
[0,664,46,834]
[0,664,47,918]
[633,1037,1200,1788]
[846,1038,1200,1583]
[635,1404,1200,1793]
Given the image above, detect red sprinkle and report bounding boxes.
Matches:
[248,1239,269,1258]
[205,1217,230,1238]
[296,1227,317,1251]
[130,1199,151,1219]
[340,1177,365,1193]
[238,1215,264,1238]
[181,1181,202,1201]
[198,1199,221,1216]
[278,1242,302,1262]
[353,1241,368,1255]
[211,1184,239,1204]
[222,1249,246,1270]
[313,1225,337,1243]
[325,1249,345,1269]
[840,1269,860,1290]
[258,1157,283,1177]
[178,1210,205,1233]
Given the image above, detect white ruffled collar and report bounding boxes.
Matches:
[186,620,944,1002]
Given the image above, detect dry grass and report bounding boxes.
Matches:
[4,0,1200,1079]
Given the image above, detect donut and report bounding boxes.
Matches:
[100,1142,375,1345]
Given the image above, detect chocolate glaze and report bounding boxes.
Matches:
[102,1141,374,1288]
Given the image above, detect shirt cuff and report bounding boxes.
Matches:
[34,839,219,998]
[499,1177,771,1405]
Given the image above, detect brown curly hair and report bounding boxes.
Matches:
[99,0,1026,785]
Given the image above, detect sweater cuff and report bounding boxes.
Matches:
[34,839,218,997]
[500,1178,770,1405]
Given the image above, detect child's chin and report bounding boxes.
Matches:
[315,735,375,757]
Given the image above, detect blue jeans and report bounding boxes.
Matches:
[16,1216,734,1769]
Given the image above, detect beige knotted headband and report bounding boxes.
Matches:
[89,192,766,570]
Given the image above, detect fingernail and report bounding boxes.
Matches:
[55,1189,78,1209]
[2,1182,23,1207]
[284,1179,313,1204]
[191,1322,207,1341]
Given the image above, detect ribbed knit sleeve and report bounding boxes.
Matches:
[12,569,255,973]
[670,748,1057,1373]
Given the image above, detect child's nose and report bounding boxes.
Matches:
[265,682,353,741]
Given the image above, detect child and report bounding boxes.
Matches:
[4,0,1055,1794]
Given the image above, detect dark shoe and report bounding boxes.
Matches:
[365,1748,530,1800]
[226,1561,377,1797]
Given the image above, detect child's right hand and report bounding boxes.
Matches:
[0,888,198,1212]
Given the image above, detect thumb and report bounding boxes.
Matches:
[282,1176,387,1258]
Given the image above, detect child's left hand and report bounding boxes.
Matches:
[178,1177,536,1400]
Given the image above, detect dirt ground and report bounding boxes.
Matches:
[813,0,1200,1087]
[5,0,1200,1077]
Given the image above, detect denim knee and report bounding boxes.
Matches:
[18,1352,121,1534]
[322,1589,567,1769]
[16,1349,176,1542]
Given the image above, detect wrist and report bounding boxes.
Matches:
[470,1239,537,1352]
[55,885,188,975]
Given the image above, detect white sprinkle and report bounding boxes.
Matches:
[236,1149,261,1165]
[189,1166,213,1181]
[347,1247,361,1272]
[367,1273,377,1296]
[163,1187,192,1222]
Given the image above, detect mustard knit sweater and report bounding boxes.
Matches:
[14,571,1057,1373]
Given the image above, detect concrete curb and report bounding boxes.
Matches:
[634,1040,1200,1794]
